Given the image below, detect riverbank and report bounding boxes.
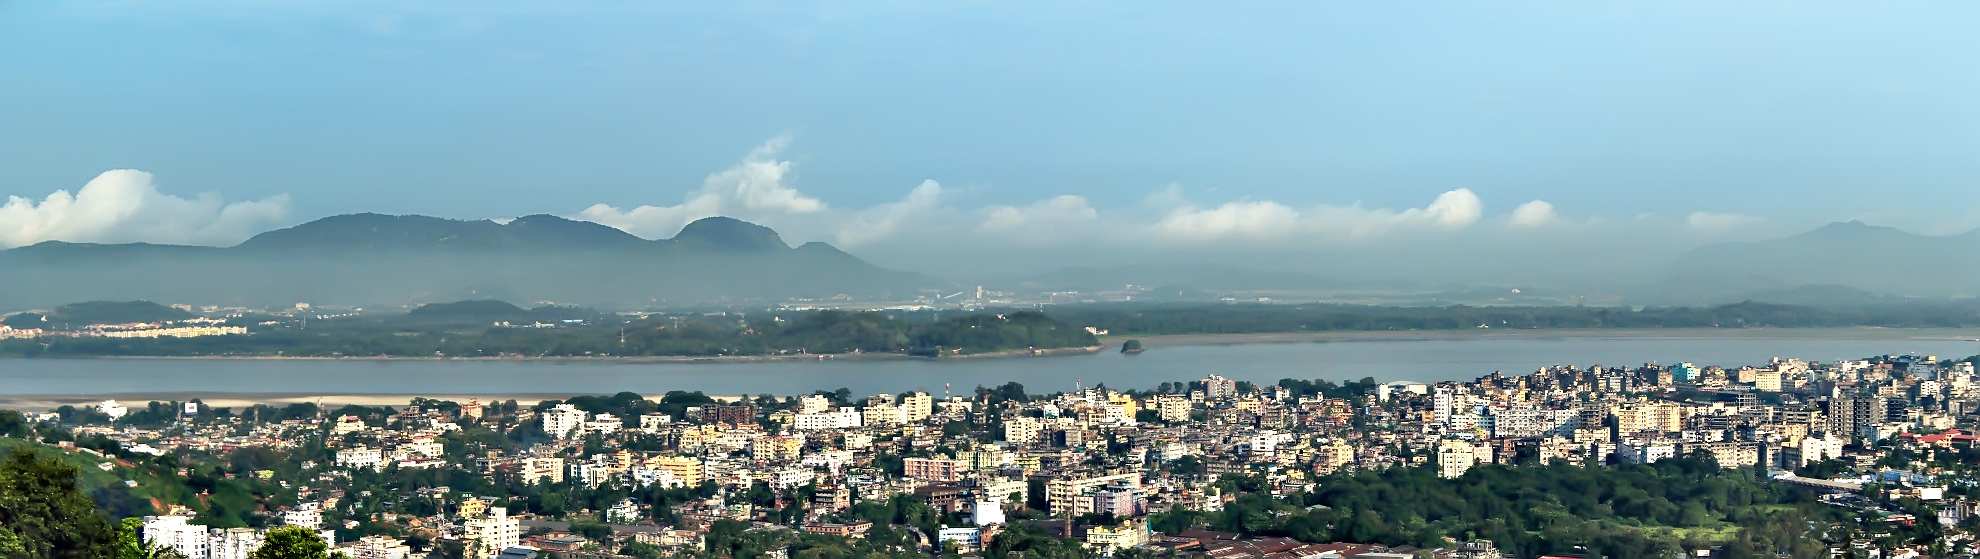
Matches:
[2,333,1973,409]
[0,392,757,410]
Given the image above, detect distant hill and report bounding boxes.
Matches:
[1652,221,1980,302]
[1002,264,1376,294]
[407,300,530,320]
[0,215,948,310]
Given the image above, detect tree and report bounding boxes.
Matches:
[117,517,188,559]
[0,449,119,558]
[248,527,349,559]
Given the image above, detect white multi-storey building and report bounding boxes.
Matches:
[863,404,904,427]
[1436,438,1491,478]
[638,413,671,431]
[794,409,862,431]
[335,447,385,471]
[585,413,622,435]
[462,508,521,559]
[521,456,565,485]
[1004,416,1042,446]
[1154,394,1191,422]
[209,527,264,559]
[799,394,832,414]
[347,534,412,559]
[142,515,209,559]
[282,502,323,529]
[541,404,587,439]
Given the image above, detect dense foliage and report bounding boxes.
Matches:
[1053,300,1980,334]
[0,449,120,558]
[1156,458,1862,559]
[0,309,1097,358]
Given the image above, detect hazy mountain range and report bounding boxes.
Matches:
[1,216,1973,311]
[1645,220,1980,303]
[0,214,943,310]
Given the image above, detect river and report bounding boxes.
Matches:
[1,333,1976,399]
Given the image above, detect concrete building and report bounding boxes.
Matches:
[521,457,565,485]
[1203,375,1238,400]
[902,392,933,423]
[463,508,521,559]
[348,534,412,559]
[1437,439,1491,478]
[209,527,264,559]
[864,404,903,428]
[794,409,862,431]
[1047,472,1141,515]
[541,404,587,439]
[282,502,323,529]
[903,457,965,482]
[142,515,209,559]
[336,447,385,471]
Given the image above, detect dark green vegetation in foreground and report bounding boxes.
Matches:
[1158,458,1872,559]
[0,305,1097,358]
[0,444,220,559]
[1054,300,1980,335]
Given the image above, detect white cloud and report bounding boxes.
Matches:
[835,180,944,247]
[1686,211,1760,231]
[981,195,1098,231]
[1152,188,1483,242]
[1416,188,1485,229]
[1508,200,1558,228]
[578,135,823,239]
[0,169,289,249]
[1154,200,1302,240]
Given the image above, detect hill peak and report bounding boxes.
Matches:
[668,216,789,251]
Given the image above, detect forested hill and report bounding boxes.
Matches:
[1052,301,1980,335]
[0,309,1099,358]
[0,214,947,309]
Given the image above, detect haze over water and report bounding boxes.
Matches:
[4,336,1976,399]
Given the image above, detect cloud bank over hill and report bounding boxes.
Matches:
[0,137,1798,284]
[547,137,1790,281]
[0,170,288,249]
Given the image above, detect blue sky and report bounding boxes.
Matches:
[2,1,1978,276]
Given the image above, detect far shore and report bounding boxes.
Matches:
[0,392,756,411]
[2,328,1975,410]
[1110,326,1980,347]
[7,345,1105,363]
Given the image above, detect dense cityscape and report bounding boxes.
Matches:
[6,351,1980,559]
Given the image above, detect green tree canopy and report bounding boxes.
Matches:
[248,527,347,559]
[0,450,119,558]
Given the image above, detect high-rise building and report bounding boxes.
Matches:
[799,394,831,414]
[282,502,323,529]
[1046,472,1140,515]
[1155,394,1191,422]
[1202,375,1238,400]
[142,515,209,559]
[463,508,521,559]
[901,392,933,423]
[541,404,587,439]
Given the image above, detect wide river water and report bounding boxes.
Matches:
[2,334,1978,398]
